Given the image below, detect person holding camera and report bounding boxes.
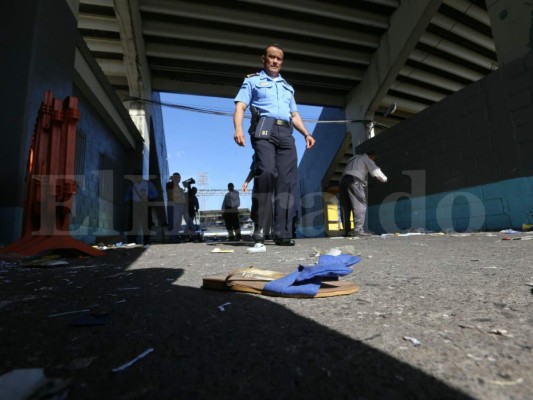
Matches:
[233,43,315,248]
[166,172,187,242]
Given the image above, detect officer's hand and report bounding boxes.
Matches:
[234,129,246,147]
[305,135,316,149]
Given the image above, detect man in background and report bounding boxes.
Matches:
[125,170,158,246]
[166,172,186,242]
[339,151,387,237]
[221,183,241,241]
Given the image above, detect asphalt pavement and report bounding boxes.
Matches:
[0,231,531,399]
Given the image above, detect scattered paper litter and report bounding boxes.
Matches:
[211,248,234,253]
[403,336,421,347]
[486,378,523,386]
[325,248,342,256]
[489,329,513,337]
[48,309,90,318]
[112,348,154,372]
[247,243,266,253]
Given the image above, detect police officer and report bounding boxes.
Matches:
[233,44,315,246]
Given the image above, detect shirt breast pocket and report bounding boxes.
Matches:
[281,83,294,103]
[254,82,273,99]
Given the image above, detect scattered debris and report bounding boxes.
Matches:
[211,248,234,253]
[48,309,90,318]
[489,329,513,337]
[103,272,132,279]
[325,248,342,256]
[112,348,154,372]
[403,336,421,347]
[22,259,69,268]
[312,246,359,257]
[247,243,266,253]
[500,229,520,234]
[0,260,19,268]
[486,377,523,386]
[218,302,231,312]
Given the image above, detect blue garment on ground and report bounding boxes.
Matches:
[263,254,361,296]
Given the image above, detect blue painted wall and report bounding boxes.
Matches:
[368,176,533,233]
[356,50,533,233]
[297,106,346,237]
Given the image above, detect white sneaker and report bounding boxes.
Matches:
[247,243,266,253]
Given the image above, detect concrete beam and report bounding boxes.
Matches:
[74,47,139,149]
[146,43,363,81]
[345,0,443,147]
[113,0,153,172]
[236,0,390,29]
[486,0,533,65]
[140,0,380,48]
[142,20,372,65]
[113,0,151,100]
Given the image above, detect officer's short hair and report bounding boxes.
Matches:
[263,43,284,56]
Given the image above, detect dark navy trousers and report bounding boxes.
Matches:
[251,125,297,240]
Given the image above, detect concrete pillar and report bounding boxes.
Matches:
[486,0,533,65]
[113,0,153,177]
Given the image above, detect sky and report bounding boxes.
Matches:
[160,92,323,211]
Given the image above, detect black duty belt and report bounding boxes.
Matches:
[274,119,291,128]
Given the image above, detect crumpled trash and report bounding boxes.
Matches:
[247,243,266,253]
[112,348,154,372]
[403,336,421,346]
[211,247,234,253]
[0,368,69,400]
[500,229,520,234]
[325,248,342,256]
[312,246,359,257]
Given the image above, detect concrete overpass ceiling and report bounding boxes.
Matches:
[77,0,497,132]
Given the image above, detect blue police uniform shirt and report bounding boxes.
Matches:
[234,70,297,122]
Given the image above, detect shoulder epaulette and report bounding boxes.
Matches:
[246,72,260,78]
